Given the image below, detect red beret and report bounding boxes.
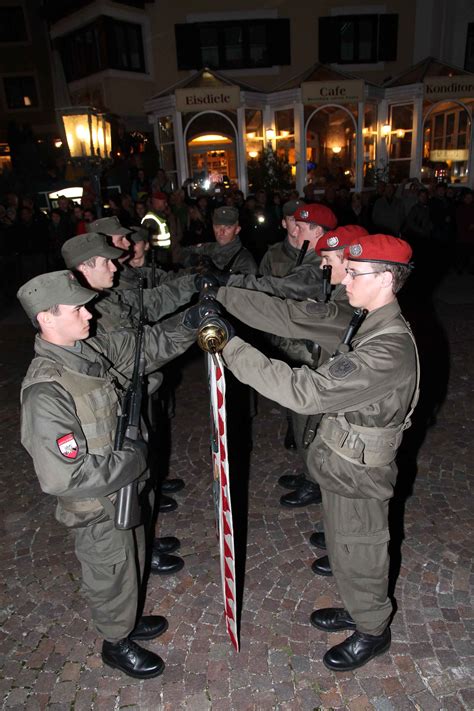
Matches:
[152,191,168,201]
[316,224,368,255]
[345,234,413,266]
[294,203,337,230]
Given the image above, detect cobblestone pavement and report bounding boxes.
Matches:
[1,274,473,710]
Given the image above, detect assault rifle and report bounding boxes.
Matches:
[302,307,368,449]
[114,275,146,529]
[295,239,309,267]
[321,265,332,302]
[331,307,368,357]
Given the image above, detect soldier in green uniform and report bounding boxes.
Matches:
[114,226,178,290]
[259,199,302,277]
[258,199,303,451]
[61,233,199,336]
[225,203,337,301]
[17,270,213,678]
[216,234,419,671]
[113,226,151,290]
[183,206,258,275]
[88,215,133,265]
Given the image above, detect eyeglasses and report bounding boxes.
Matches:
[344,268,382,279]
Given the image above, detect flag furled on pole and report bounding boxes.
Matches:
[208,353,239,651]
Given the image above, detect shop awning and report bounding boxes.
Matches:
[147,67,260,101]
[384,57,473,87]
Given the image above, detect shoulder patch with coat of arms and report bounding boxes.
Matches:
[305,301,329,316]
[56,433,79,459]
[328,356,358,379]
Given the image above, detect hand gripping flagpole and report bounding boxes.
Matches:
[197,317,239,651]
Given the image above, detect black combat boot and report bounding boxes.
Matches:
[278,472,308,489]
[150,552,184,575]
[311,555,333,576]
[129,615,168,641]
[161,478,185,493]
[102,638,165,679]
[310,608,356,632]
[323,628,391,672]
[152,536,180,554]
[309,531,327,550]
[158,494,178,512]
[280,480,322,507]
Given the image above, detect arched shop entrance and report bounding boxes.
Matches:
[305,104,357,189]
[183,111,238,186]
[421,100,472,185]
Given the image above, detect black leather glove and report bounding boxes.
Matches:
[210,269,231,286]
[188,253,214,270]
[183,300,223,329]
[200,285,219,301]
[218,316,235,342]
[194,272,220,291]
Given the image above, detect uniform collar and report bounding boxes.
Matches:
[282,238,299,258]
[34,335,105,376]
[355,300,401,339]
[332,283,348,301]
[215,236,242,256]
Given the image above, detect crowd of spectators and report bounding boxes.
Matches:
[1,167,474,305]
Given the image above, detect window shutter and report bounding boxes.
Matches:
[378,14,398,62]
[175,23,199,70]
[319,17,340,64]
[268,19,291,66]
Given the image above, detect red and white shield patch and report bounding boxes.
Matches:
[56,433,79,459]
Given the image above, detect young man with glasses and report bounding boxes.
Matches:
[216,234,419,671]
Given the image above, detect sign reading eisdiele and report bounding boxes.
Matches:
[176,86,241,112]
[424,76,474,100]
[302,80,365,104]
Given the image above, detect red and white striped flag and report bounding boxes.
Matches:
[208,353,239,651]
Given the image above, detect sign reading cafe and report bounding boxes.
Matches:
[175,86,241,112]
[301,80,365,104]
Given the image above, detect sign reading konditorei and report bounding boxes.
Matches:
[302,80,365,104]
[176,86,241,112]
[424,76,474,100]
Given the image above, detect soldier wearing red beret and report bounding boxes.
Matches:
[218,233,419,671]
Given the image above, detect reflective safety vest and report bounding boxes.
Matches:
[141,211,171,248]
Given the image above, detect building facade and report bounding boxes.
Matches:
[17,0,474,193]
[143,1,474,194]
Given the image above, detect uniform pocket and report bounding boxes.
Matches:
[335,528,390,546]
[75,519,127,566]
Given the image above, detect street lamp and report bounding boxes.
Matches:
[58,106,112,217]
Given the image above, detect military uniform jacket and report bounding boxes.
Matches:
[183,237,258,274]
[259,238,300,277]
[222,300,419,500]
[228,249,323,301]
[93,274,196,334]
[20,313,197,527]
[218,284,352,363]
